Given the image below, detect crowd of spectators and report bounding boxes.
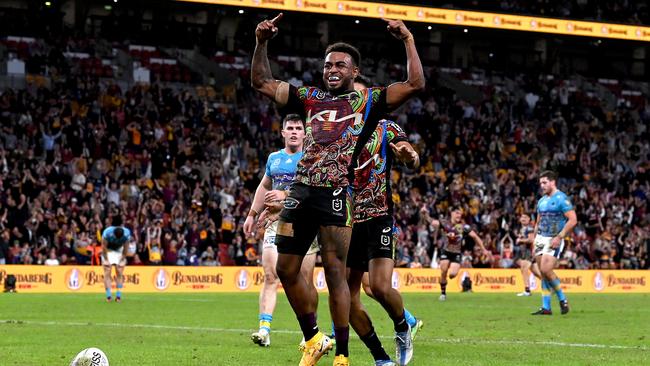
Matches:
[389,69,650,270]
[1,37,649,271]
[392,0,650,25]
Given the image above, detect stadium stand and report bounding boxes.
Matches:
[0,2,648,270]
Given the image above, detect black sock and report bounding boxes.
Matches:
[334,326,349,357]
[297,313,318,341]
[393,312,409,333]
[441,281,447,295]
[525,287,530,293]
[360,328,390,361]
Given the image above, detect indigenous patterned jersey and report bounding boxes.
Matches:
[353,119,408,223]
[265,149,303,190]
[536,190,573,237]
[285,85,387,187]
[439,220,472,253]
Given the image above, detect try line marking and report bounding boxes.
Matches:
[2,319,647,352]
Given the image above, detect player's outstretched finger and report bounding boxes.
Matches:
[270,13,283,25]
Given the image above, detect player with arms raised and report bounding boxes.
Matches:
[531,171,577,315]
[421,206,489,301]
[252,13,424,366]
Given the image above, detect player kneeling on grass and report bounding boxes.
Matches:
[101,216,132,303]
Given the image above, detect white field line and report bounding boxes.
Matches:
[2,319,647,351]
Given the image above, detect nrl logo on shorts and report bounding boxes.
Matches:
[284,197,300,209]
[332,198,343,212]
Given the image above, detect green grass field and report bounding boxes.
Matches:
[1,292,648,365]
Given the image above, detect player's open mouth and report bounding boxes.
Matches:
[328,75,341,86]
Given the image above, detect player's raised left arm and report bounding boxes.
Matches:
[251,14,292,105]
[469,230,489,255]
[382,19,425,110]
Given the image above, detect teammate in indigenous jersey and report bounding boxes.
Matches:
[420,206,489,301]
[252,13,424,365]
[345,78,423,365]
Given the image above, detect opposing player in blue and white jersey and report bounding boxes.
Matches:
[101,216,132,302]
[531,170,577,315]
[243,114,319,347]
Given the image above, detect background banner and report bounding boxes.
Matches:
[1,266,648,293]
[182,0,650,42]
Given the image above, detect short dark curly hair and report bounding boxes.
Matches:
[325,42,361,66]
[540,170,558,181]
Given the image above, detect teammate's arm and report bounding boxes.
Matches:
[419,206,440,228]
[469,230,490,256]
[551,210,577,249]
[390,141,420,169]
[251,13,291,105]
[264,189,288,205]
[243,175,273,237]
[382,19,425,110]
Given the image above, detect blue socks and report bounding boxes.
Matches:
[105,287,112,299]
[116,284,123,299]
[541,280,552,310]
[549,278,567,302]
[259,313,273,333]
[404,308,417,328]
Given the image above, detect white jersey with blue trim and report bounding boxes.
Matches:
[265,149,303,190]
[536,190,573,237]
[102,226,132,251]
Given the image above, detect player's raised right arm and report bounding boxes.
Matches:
[251,13,291,105]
